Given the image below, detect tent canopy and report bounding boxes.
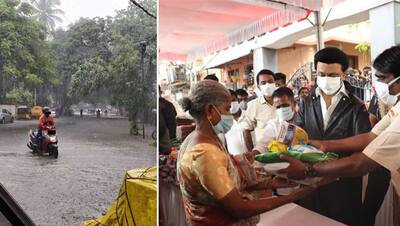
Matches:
[159,0,333,62]
[159,0,348,62]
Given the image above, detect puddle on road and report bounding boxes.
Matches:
[0,152,24,157]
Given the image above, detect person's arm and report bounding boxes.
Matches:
[354,103,372,135]
[368,95,379,127]
[308,132,377,153]
[37,117,43,130]
[314,153,378,178]
[239,101,257,152]
[243,130,254,151]
[369,114,378,127]
[219,185,314,220]
[278,153,379,180]
[293,97,305,129]
[246,176,298,191]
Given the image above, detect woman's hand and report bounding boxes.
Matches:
[288,185,315,201]
[244,150,260,164]
[270,176,298,189]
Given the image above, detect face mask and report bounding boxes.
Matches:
[276,107,295,122]
[239,101,247,110]
[209,105,233,134]
[259,83,276,97]
[317,76,342,95]
[230,101,240,114]
[375,76,400,105]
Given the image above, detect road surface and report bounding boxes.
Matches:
[0,117,156,226]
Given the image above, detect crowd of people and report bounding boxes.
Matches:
[160,45,400,226]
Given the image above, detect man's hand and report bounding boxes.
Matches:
[308,139,327,152]
[277,155,307,180]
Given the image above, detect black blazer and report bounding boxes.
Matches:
[293,81,372,225]
[294,81,371,157]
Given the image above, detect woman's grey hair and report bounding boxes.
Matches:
[179,80,231,119]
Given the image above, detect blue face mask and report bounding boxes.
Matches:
[211,105,234,134]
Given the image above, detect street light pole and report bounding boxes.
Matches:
[140,41,147,139]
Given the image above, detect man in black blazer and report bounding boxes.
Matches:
[294,47,371,225]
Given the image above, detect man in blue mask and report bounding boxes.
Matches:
[252,87,296,154]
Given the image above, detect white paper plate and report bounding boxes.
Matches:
[263,163,289,173]
[262,163,322,186]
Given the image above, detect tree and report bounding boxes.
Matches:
[51,17,113,115]
[0,0,56,106]
[53,0,156,135]
[30,0,64,33]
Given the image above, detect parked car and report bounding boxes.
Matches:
[0,109,14,124]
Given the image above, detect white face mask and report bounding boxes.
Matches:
[230,101,240,114]
[375,76,400,105]
[317,76,342,95]
[259,83,276,97]
[276,107,295,122]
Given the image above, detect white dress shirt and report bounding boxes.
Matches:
[315,83,349,129]
[240,95,276,144]
[226,110,248,155]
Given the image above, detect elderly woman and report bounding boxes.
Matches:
[177,80,314,226]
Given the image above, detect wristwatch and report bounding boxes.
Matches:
[304,163,317,177]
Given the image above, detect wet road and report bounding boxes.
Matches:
[0,117,156,226]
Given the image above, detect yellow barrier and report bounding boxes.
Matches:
[84,166,157,226]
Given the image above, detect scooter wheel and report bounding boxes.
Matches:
[52,148,58,159]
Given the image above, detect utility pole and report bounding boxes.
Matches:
[315,11,325,51]
[139,41,147,139]
[34,88,37,106]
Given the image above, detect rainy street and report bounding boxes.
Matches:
[0,116,155,226]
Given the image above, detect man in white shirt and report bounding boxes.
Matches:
[225,90,250,155]
[241,69,277,151]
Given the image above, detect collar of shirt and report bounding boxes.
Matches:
[234,110,246,124]
[257,95,273,106]
[315,82,349,98]
[389,100,400,117]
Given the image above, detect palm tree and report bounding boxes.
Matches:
[30,0,64,33]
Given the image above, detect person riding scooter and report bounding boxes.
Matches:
[37,107,55,151]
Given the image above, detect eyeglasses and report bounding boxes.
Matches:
[316,72,341,77]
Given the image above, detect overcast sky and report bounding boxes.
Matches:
[57,0,130,29]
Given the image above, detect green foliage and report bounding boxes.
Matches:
[6,87,33,105]
[1,0,156,136]
[53,0,156,134]
[355,42,370,53]
[0,0,55,105]
[30,0,64,33]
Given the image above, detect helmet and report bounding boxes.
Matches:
[43,107,51,115]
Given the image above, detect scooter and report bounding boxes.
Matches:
[27,125,59,158]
